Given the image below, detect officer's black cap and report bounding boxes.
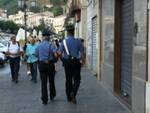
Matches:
[42,30,50,36]
[65,24,75,31]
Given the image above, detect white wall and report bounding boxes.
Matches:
[87,0,93,69]
[146,82,150,113]
[86,0,99,75]
[100,0,115,91]
[132,0,147,113]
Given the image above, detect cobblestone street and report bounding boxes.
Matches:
[0,63,131,113]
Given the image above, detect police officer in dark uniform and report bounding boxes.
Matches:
[59,24,84,104]
[36,30,57,105]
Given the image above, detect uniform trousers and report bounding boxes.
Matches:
[38,61,56,103]
[63,59,81,100]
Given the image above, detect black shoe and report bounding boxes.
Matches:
[70,93,77,104]
[33,80,37,83]
[15,80,19,84]
[12,79,15,82]
[50,95,56,101]
[50,96,54,101]
[67,98,72,102]
[42,101,47,105]
[71,97,77,104]
[67,96,72,102]
[50,92,56,101]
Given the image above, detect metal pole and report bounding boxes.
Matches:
[24,0,27,42]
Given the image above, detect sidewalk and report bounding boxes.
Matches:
[0,63,131,113]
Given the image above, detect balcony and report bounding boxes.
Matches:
[66,0,81,16]
[64,0,81,29]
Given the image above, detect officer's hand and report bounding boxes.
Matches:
[5,51,10,55]
[56,52,61,58]
[54,52,59,58]
[80,60,84,67]
[10,53,18,56]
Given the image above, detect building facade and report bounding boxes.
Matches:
[65,0,149,112]
[65,0,85,38]
[80,0,88,40]
[0,9,7,21]
[8,11,25,25]
[8,11,54,28]
[86,0,100,77]
[53,15,66,33]
[100,0,147,113]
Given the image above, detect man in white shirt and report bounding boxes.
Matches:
[6,36,23,83]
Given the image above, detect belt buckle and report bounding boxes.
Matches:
[45,60,49,64]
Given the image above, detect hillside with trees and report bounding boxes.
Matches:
[0,0,67,16]
[0,20,19,34]
[49,0,67,6]
[46,0,68,16]
[0,0,18,15]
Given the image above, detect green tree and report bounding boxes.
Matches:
[0,20,5,30]
[34,19,46,33]
[30,6,41,13]
[0,0,18,15]
[53,6,63,16]
[49,0,67,6]
[0,20,19,33]
[34,19,56,35]
[6,21,19,33]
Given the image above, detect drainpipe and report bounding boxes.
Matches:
[98,0,102,80]
[146,0,150,113]
[148,0,150,82]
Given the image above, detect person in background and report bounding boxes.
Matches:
[23,38,31,75]
[80,39,86,65]
[51,39,60,73]
[6,36,23,83]
[26,37,38,83]
[36,30,58,105]
[55,39,60,49]
[35,38,41,45]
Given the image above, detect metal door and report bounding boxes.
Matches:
[120,0,134,102]
[91,17,97,72]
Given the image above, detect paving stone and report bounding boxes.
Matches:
[0,63,131,113]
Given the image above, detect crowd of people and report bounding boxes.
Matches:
[5,25,85,105]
